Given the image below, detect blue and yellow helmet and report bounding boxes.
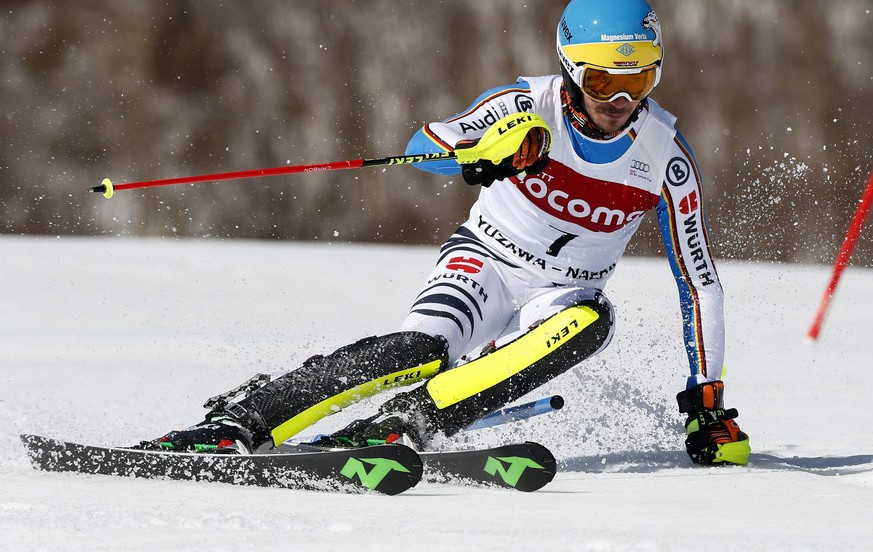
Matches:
[557,0,664,101]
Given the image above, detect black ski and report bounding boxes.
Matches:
[278,440,557,492]
[19,434,422,495]
[420,441,556,492]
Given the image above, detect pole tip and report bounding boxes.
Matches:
[89,178,114,199]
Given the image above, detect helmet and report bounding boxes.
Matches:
[557,0,664,103]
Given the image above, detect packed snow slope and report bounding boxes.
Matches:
[2,236,872,551]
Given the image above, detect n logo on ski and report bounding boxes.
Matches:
[419,442,556,492]
[339,456,413,490]
[483,455,547,488]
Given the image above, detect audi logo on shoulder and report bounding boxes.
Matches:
[630,160,650,173]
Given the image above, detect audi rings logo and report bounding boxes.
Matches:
[630,160,650,173]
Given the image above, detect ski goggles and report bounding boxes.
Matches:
[573,63,660,103]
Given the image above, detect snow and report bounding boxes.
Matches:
[2,235,872,551]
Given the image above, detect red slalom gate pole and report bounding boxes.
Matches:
[807,168,873,341]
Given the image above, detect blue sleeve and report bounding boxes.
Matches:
[657,193,702,379]
[656,130,725,386]
[405,129,462,176]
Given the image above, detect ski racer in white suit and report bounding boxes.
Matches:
[148,0,750,466]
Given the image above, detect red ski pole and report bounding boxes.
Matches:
[89,113,552,199]
[89,152,454,198]
[807,168,873,341]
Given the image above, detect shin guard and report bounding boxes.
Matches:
[378,297,614,441]
[224,332,448,447]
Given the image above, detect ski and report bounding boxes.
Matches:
[19,434,422,496]
[279,440,557,492]
[420,441,556,492]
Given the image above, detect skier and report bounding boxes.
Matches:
[146,0,750,466]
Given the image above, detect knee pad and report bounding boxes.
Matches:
[231,331,449,445]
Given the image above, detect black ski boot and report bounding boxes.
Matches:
[316,388,438,451]
[137,411,265,454]
[317,412,424,450]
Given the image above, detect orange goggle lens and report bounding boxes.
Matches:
[579,64,658,102]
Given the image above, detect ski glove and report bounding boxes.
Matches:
[676,381,750,466]
[458,126,550,187]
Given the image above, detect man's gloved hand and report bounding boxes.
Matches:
[677,380,750,465]
[459,126,550,187]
